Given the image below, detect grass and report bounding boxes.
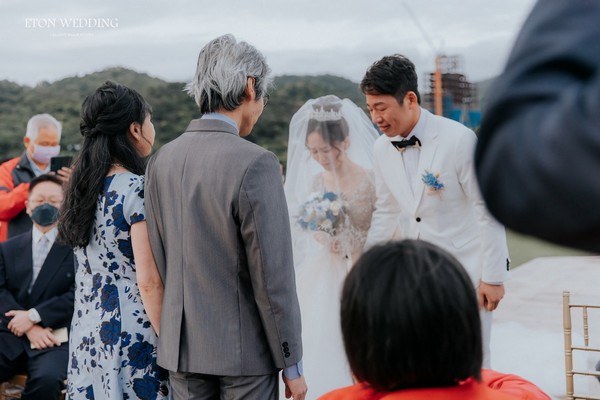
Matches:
[506,230,592,268]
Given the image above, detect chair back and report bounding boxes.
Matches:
[0,374,27,400]
[563,291,600,400]
[0,374,65,400]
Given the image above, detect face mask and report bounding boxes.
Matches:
[31,203,59,227]
[32,144,60,164]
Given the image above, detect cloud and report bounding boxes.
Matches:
[0,0,537,86]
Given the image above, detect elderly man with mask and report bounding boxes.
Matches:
[0,114,70,242]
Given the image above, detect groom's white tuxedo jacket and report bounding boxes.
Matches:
[366,109,509,286]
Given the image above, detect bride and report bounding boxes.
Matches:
[284,95,379,398]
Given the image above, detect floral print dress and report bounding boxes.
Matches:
[67,172,168,400]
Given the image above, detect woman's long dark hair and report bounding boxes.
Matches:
[58,80,151,247]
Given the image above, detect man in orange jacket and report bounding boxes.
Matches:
[0,114,69,242]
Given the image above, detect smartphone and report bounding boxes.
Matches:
[50,156,73,172]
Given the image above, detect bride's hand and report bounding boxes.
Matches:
[330,238,342,253]
[313,232,342,253]
[313,232,329,247]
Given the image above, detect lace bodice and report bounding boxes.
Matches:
[312,170,376,258]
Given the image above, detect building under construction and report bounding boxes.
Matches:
[422,55,481,129]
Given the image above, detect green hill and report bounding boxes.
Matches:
[0,68,589,265]
[0,68,365,164]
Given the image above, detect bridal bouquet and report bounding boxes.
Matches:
[296,191,346,236]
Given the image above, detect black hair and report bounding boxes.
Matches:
[305,118,349,147]
[305,98,349,148]
[28,174,63,195]
[360,54,421,104]
[58,80,151,247]
[341,240,482,392]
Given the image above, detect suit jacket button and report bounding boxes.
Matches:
[284,352,291,358]
[282,342,288,347]
[416,217,421,222]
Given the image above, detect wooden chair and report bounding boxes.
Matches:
[563,291,600,399]
[0,374,26,400]
[0,374,66,400]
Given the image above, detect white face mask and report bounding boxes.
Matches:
[32,144,60,164]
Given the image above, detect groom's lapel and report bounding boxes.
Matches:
[415,112,440,207]
[380,137,416,208]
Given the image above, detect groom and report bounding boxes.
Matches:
[145,34,306,399]
[362,54,509,368]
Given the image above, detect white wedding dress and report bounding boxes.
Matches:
[282,94,379,399]
[291,171,376,398]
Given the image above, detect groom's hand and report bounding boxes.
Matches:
[478,282,505,311]
[283,375,307,400]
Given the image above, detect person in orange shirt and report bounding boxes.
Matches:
[0,114,70,241]
[320,240,550,400]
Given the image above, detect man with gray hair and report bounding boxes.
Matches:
[145,34,307,400]
[0,114,70,242]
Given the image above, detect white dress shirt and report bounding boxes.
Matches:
[400,108,427,195]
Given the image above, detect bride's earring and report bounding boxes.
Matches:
[342,138,350,151]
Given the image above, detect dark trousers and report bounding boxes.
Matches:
[0,344,68,400]
[169,371,278,400]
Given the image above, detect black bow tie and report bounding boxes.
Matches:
[391,136,421,151]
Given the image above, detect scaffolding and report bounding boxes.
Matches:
[422,54,480,128]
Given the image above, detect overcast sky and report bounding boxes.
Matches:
[0,0,537,88]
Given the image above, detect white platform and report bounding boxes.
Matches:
[491,256,600,399]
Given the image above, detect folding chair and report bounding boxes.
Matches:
[563,291,600,399]
[0,374,26,400]
[0,374,66,400]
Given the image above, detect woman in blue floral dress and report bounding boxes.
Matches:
[58,81,168,399]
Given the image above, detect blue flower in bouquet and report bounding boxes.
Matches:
[296,191,346,236]
[421,171,445,194]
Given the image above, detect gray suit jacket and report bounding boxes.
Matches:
[145,118,302,376]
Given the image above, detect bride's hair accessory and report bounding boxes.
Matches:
[309,95,344,122]
[309,107,343,122]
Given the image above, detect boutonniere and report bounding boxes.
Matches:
[422,171,445,195]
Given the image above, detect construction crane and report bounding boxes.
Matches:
[402,2,444,116]
[402,3,479,127]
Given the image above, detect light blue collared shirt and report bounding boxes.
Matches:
[283,359,303,380]
[26,153,50,177]
[201,113,239,134]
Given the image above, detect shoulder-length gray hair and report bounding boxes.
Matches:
[186,34,272,114]
[26,113,62,141]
